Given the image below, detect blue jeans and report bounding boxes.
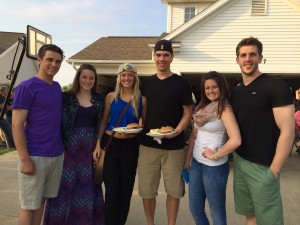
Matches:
[189,158,229,225]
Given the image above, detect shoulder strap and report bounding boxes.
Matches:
[104,101,131,150]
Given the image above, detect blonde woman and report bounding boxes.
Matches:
[93,63,146,225]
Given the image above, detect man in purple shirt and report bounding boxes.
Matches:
[12,44,65,225]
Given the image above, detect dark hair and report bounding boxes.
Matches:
[69,64,98,94]
[37,44,64,59]
[0,86,7,91]
[236,36,263,57]
[195,71,229,117]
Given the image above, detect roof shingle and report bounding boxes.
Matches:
[70,33,169,61]
[0,32,25,55]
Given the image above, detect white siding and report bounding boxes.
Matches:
[0,42,38,86]
[170,0,300,75]
[168,3,215,32]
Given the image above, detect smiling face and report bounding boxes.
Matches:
[79,69,96,91]
[120,70,135,89]
[153,50,174,73]
[37,50,62,79]
[236,45,263,77]
[204,79,220,102]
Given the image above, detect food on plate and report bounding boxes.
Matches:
[159,126,174,134]
[150,128,160,134]
[149,126,174,135]
[126,123,140,129]
[113,124,142,133]
[113,127,126,132]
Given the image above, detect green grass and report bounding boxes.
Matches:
[0,148,16,155]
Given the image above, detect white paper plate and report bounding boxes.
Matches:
[113,127,143,134]
[146,130,176,137]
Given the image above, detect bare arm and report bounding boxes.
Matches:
[184,125,198,171]
[140,96,147,127]
[93,93,113,162]
[270,104,295,178]
[12,109,36,175]
[165,104,192,139]
[202,106,241,160]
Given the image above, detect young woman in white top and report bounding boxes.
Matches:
[184,71,241,225]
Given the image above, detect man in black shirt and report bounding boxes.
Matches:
[138,40,193,225]
[230,37,294,225]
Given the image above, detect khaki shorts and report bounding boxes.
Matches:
[138,145,185,199]
[233,152,283,225]
[17,153,64,210]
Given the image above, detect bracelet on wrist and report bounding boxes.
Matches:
[212,152,220,161]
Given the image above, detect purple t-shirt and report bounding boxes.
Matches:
[12,76,64,157]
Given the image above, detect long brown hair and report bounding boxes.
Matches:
[69,64,98,94]
[195,71,229,118]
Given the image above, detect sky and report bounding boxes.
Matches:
[0,0,167,86]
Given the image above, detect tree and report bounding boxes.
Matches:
[62,83,72,92]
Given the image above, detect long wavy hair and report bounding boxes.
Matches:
[114,63,141,118]
[69,64,98,94]
[195,71,229,118]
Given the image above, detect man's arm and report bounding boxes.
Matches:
[140,96,147,127]
[176,105,193,133]
[166,105,192,139]
[12,109,36,175]
[270,104,295,178]
[184,126,197,170]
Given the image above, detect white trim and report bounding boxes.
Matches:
[164,0,233,40]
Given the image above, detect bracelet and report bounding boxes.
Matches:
[212,152,219,161]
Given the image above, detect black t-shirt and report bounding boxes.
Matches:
[294,100,300,112]
[230,74,293,166]
[139,74,193,150]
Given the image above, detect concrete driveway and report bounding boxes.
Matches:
[0,149,299,225]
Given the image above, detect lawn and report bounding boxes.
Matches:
[0,148,15,155]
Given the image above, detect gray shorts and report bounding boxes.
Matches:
[138,145,185,199]
[17,153,64,210]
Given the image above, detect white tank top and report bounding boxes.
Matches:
[193,119,228,166]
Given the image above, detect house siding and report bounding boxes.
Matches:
[168,3,214,32]
[169,0,300,75]
[0,42,38,85]
[67,0,300,92]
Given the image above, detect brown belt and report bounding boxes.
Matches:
[105,130,137,139]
